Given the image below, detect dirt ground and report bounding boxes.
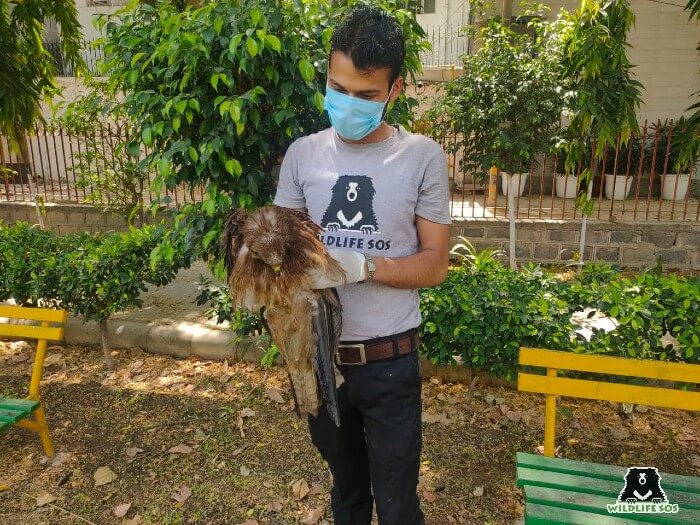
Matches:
[1,341,698,525]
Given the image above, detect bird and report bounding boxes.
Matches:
[220,205,345,426]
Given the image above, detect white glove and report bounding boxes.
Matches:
[308,249,367,289]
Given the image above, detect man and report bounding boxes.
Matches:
[273,5,450,525]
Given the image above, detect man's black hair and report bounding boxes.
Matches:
[330,4,406,86]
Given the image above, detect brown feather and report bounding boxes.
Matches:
[220,205,345,421]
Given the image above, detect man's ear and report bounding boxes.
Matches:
[390,76,404,103]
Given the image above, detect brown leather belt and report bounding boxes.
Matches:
[336,329,420,366]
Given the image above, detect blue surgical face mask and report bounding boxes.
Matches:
[323,84,394,141]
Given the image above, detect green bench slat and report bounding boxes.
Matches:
[525,485,700,525]
[0,398,39,413]
[0,420,12,433]
[517,467,700,509]
[525,502,654,525]
[517,453,700,494]
[0,408,27,423]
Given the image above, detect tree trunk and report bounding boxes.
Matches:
[577,157,597,274]
[99,319,115,370]
[18,136,45,229]
[507,174,517,270]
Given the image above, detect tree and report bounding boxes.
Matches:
[96,0,428,280]
[0,0,85,226]
[560,0,643,270]
[428,3,566,269]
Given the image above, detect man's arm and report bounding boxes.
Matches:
[371,215,449,289]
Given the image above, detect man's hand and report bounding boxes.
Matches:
[308,249,367,289]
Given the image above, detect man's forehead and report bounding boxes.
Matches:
[328,51,392,89]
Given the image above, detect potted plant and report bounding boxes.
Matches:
[552,148,580,198]
[427,10,564,268]
[602,137,641,200]
[648,120,694,201]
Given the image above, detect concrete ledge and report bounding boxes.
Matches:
[38,307,509,386]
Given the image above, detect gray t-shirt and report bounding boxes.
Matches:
[273,125,450,341]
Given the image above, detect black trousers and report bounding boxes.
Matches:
[308,348,424,525]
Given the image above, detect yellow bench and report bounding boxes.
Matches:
[516,347,700,523]
[0,305,68,457]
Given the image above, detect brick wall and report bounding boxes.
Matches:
[1,202,698,270]
[0,202,169,234]
[452,218,699,270]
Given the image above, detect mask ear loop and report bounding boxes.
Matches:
[381,81,396,121]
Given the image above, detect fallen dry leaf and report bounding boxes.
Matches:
[266,498,284,513]
[237,520,259,525]
[44,353,64,367]
[265,386,286,404]
[473,486,484,497]
[171,485,192,507]
[113,502,132,518]
[301,506,325,525]
[36,493,57,507]
[309,482,325,495]
[168,443,193,454]
[240,465,250,476]
[0,483,9,492]
[293,478,310,501]
[422,489,436,503]
[422,411,451,424]
[240,408,255,418]
[126,447,144,458]
[94,466,118,487]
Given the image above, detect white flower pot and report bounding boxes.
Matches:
[501,172,528,197]
[661,173,690,201]
[604,174,633,200]
[555,173,578,199]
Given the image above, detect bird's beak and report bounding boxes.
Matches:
[273,264,282,276]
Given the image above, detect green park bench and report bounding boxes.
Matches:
[516,347,700,524]
[1,305,68,457]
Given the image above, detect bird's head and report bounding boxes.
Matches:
[250,234,286,276]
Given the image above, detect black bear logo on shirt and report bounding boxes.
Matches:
[617,467,668,504]
[321,175,380,234]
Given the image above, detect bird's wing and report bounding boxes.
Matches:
[220,208,249,278]
[283,206,324,238]
[311,288,342,427]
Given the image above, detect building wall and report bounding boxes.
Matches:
[515,0,700,124]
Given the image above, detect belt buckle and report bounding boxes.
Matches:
[336,344,366,366]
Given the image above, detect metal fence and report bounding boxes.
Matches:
[44,40,104,77]
[419,24,470,67]
[1,123,698,223]
[0,126,204,208]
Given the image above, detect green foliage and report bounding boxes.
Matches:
[0,0,85,149]
[428,3,566,180]
[600,135,642,175]
[560,0,643,211]
[55,79,149,224]
[645,119,696,175]
[419,258,574,381]
[97,0,428,275]
[0,221,182,324]
[0,221,65,306]
[58,224,182,324]
[418,259,699,379]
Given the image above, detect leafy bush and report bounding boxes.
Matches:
[0,221,184,368]
[419,257,699,379]
[97,0,429,277]
[428,7,566,180]
[419,254,574,380]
